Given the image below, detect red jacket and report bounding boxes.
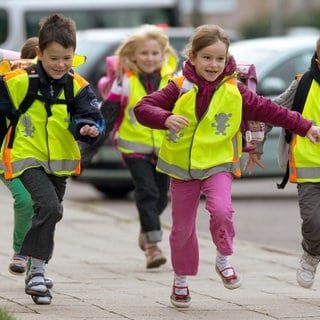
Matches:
[134,56,311,137]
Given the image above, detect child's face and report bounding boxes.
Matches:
[131,39,164,74]
[189,40,227,82]
[36,41,74,79]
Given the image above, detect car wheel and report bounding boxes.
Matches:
[93,184,134,198]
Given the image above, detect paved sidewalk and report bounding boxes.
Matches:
[0,181,320,320]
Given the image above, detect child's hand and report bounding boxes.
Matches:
[79,124,99,138]
[165,115,189,132]
[306,125,320,143]
[243,153,264,175]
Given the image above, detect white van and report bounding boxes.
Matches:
[0,0,181,50]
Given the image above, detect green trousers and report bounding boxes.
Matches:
[1,175,33,253]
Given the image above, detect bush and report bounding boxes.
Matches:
[0,309,16,320]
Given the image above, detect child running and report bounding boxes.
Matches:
[0,14,105,305]
[134,24,320,307]
[247,36,320,290]
[100,24,178,269]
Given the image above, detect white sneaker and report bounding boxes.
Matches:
[296,251,320,288]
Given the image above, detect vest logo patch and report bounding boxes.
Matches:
[211,113,231,135]
[21,115,35,137]
[166,130,184,142]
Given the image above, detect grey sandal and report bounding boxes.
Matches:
[25,274,54,289]
[32,290,52,305]
[25,273,47,296]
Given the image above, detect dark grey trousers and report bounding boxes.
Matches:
[297,182,320,255]
[124,156,169,242]
[19,167,67,262]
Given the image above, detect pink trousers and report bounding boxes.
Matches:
[169,172,235,275]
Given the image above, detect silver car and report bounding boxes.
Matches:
[75,33,318,196]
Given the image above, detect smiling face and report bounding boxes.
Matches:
[131,38,164,75]
[189,40,228,82]
[36,41,74,79]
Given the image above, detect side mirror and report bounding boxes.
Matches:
[258,77,287,96]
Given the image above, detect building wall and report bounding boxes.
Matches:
[182,0,320,32]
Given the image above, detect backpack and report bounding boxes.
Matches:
[97,55,117,99]
[0,63,74,148]
[236,63,265,152]
[175,63,265,153]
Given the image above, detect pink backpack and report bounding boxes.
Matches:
[97,55,117,100]
[237,63,265,152]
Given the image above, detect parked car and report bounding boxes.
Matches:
[230,35,318,98]
[75,27,195,100]
[75,33,318,197]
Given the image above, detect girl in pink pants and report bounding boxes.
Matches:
[134,24,320,307]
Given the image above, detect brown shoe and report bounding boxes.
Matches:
[145,244,166,269]
[138,231,146,251]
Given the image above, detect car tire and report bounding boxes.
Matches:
[93,184,134,198]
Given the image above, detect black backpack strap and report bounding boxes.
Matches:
[284,72,313,143]
[64,71,74,113]
[55,71,74,114]
[7,65,41,148]
[18,65,42,115]
[276,162,290,189]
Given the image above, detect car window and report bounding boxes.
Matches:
[265,50,313,87]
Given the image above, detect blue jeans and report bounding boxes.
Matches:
[19,167,67,262]
[124,156,169,243]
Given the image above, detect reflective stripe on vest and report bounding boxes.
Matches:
[289,79,320,183]
[157,76,242,180]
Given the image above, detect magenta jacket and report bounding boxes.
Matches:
[134,56,312,137]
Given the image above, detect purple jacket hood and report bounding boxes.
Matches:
[182,55,237,91]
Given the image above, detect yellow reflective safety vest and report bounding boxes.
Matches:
[1,68,87,179]
[157,76,243,180]
[116,55,177,155]
[289,79,320,183]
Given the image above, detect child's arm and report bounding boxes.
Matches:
[134,81,179,129]
[70,85,105,143]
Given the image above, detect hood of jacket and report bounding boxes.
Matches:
[181,55,237,118]
[182,55,237,90]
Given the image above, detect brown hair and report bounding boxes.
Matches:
[20,37,38,59]
[38,13,76,52]
[182,24,230,58]
[114,24,178,77]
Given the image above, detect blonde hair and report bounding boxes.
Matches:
[182,24,230,59]
[114,24,178,78]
